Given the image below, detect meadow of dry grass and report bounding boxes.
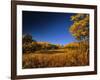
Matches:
[22,45,89,69]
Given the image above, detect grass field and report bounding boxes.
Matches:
[22,47,89,69]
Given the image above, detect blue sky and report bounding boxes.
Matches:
[22,11,76,45]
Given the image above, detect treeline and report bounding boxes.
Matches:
[22,34,89,53]
[22,34,62,53]
[64,41,89,50]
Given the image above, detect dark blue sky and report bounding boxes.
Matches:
[22,11,76,45]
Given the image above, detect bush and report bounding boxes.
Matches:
[23,34,36,44]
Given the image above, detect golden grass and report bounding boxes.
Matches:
[22,48,89,68]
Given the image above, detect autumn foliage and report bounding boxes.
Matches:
[70,14,89,41]
[22,13,89,68]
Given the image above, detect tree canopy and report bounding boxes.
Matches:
[22,34,36,44]
[69,14,89,41]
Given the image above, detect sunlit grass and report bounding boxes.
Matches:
[22,47,89,69]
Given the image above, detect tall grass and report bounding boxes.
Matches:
[22,46,89,68]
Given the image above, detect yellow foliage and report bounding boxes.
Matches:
[69,14,89,40]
